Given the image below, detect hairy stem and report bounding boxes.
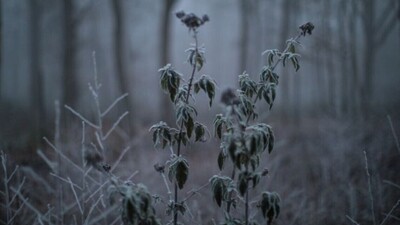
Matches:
[226,167,236,214]
[173,30,199,225]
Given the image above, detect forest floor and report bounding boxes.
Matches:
[2,115,400,225]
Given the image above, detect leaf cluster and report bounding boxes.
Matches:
[108,182,160,225]
[210,25,310,225]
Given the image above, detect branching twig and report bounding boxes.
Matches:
[387,115,400,155]
[346,215,361,225]
[380,199,400,225]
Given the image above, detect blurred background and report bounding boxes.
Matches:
[1,0,400,224]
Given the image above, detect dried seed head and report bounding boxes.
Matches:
[221,88,239,106]
[176,11,209,30]
[299,22,315,36]
[154,163,165,173]
[102,163,111,173]
[176,11,185,19]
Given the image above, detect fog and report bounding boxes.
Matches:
[0,0,400,224]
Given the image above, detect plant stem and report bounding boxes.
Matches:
[226,167,236,214]
[173,29,199,225]
[244,162,249,225]
[270,33,302,71]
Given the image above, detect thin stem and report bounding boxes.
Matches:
[380,199,400,225]
[346,215,361,225]
[55,100,63,225]
[226,167,236,214]
[81,121,86,224]
[246,33,303,124]
[2,152,11,224]
[173,29,199,225]
[244,164,249,225]
[387,115,400,155]
[161,173,173,201]
[270,33,302,71]
[364,150,377,225]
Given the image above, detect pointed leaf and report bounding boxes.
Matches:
[176,159,189,189]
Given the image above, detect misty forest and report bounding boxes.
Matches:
[1,0,400,224]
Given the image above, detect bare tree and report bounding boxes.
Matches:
[111,0,135,134]
[159,0,178,124]
[322,0,336,116]
[0,0,2,102]
[359,0,398,117]
[29,0,45,148]
[338,0,350,116]
[62,0,78,109]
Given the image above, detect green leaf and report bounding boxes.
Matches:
[185,116,194,138]
[249,136,257,155]
[194,75,216,107]
[268,127,275,154]
[217,151,225,170]
[194,83,200,93]
[168,163,175,183]
[260,192,281,224]
[206,81,215,107]
[238,173,248,197]
[228,141,236,162]
[252,173,261,188]
[176,159,189,189]
[210,176,231,208]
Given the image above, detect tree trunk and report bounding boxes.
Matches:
[62,0,78,109]
[338,0,350,116]
[360,0,375,118]
[111,0,135,134]
[159,0,176,125]
[349,1,360,117]
[0,0,2,101]
[30,0,45,149]
[323,0,336,116]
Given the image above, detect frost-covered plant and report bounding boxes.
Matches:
[150,11,214,225]
[210,23,314,225]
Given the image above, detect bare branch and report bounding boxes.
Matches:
[383,180,400,190]
[387,115,400,155]
[67,177,83,215]
[346,215,361,225]
[101,93,129,117]
[110,146,131,173]
[64,105,99,129]
[103,111,129,140]
[380,199,400,225]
